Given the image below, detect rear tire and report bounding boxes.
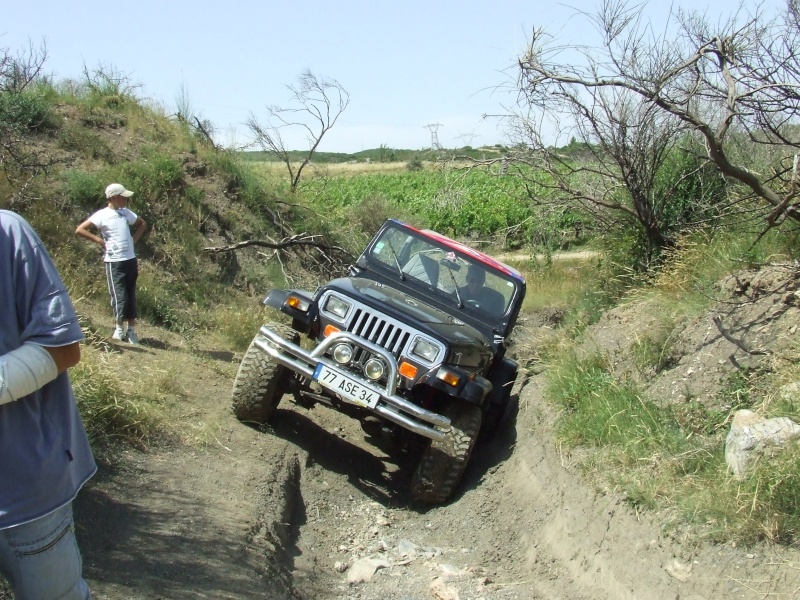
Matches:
[410,399,481,505]
[231,323,298,424]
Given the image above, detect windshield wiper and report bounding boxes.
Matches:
[441,262,463,308]
[386,241,405,280]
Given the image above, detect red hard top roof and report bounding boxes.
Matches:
[398,221,524,282]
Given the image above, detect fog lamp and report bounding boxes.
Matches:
[332,343,354,365]
[364,358,385,381]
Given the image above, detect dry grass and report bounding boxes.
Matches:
[510,255,601,312]
[252,160,415,178]
[208,303,274,351]
[71,342,167,451]
[249,158,486,178]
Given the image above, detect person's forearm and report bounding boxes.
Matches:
[132,219,147,243]
[76,227,103,246]
[45,342,81,373]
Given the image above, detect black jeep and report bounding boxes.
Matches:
[231,219,526,504]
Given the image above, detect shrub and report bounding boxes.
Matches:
[0,90,58,131]
[406,156,423,171]
[118,153,185,203]
[545,332,800,544]
[632,318,678,374]
[134,270,197,334]
[62,170,105,208]
[547,352,688,455]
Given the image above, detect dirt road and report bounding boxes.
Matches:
[496,250,599,263]
[60,314,800,600]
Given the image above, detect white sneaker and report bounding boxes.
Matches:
[112,328,126,341]
[127,329,140,345]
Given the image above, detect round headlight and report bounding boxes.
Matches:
[332,343,354,365]
[364,358,385,381]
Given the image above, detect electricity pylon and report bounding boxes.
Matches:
[424,123,443,149]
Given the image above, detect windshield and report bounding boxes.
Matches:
[368,223,522,318]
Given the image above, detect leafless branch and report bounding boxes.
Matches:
[247,70,350,193]
[192,116,217,149]
[0,39,48,93]
[203,233,353,260]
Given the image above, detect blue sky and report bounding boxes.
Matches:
[2,0,786,153]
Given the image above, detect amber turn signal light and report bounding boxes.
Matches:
[436,369,460,387]
[286,295,310,311]
[398,361,418,379]
[323,324,341,337]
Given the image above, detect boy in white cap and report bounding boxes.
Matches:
[75,183,147,344]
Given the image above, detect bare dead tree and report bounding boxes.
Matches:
[173,82,218,149]
[0,40,59,205]
[0,39,48,93]
[512,86,696,265]
[246,70,350,194]
[512,0,800,264]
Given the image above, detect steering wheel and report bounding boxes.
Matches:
[464,299,481,309]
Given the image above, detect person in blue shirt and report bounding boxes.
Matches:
[0,210,96,599]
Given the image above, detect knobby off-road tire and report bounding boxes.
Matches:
[480,358,518,441]
[410,399,482,505]
[231,323,298,424]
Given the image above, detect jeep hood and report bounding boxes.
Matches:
[326,278,493,364]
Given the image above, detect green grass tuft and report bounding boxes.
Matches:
[545,344,800,545]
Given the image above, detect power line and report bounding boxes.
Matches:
[455,130,479,147]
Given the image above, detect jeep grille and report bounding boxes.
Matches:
[319,292,443,365]
[349,307,412,359]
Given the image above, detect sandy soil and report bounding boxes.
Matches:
[49,265,800,600]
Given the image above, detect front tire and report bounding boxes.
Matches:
[480,359,518,440]
[410,399,481,505]
[231,323,298,424]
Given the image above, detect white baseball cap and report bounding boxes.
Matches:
[105,183,134,199]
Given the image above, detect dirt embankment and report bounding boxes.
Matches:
[55,266,800,600]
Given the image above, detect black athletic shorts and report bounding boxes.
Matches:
[104,258,139,322]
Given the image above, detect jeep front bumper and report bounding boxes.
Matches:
[254,325,451,441]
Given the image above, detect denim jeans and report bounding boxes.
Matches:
[0,503,91,599]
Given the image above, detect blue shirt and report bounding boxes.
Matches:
[0,210,97,528]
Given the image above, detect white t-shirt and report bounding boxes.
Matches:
[88,206,138,262]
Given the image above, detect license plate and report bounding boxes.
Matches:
[313,363,380,408]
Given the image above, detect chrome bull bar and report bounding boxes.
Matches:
[254,326,451,441]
